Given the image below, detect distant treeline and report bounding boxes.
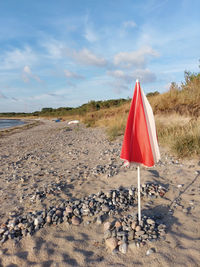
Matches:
[0,98,131,117]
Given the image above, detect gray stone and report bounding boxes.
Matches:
[119,243,128,254]
[146,248,156,255]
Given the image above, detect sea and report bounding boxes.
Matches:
[0,119,25,129]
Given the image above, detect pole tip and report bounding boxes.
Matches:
[136,79,139,83]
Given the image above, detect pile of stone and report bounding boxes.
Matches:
[92,161,121,178]
[104,215,166,254]
[141,183,167,198]
[0,183,167,246]
[29,181,66,202]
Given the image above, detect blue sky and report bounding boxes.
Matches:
[0,0,199,112]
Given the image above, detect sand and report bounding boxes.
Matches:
[0,120,199,267]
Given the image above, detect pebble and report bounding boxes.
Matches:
[104,222,111,231]
[115,221,122,228]
[135,230,145,236]
[131,221,137,230]
[146,219,155,225]
[135,225,141,232]
[71,216,81,226]
[146,248,156,255]
[96,215,103,225]
[119,243,128,254]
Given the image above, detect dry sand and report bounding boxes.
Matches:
[0,120,199,267]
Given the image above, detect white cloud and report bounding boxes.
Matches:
[113,46,159,68]
[64,70,84,80]
[123,20,137,28]
[107,68,156,92]
[71,48,107,67]
[0,46,37,70]
[22,65,42,83]
[42,39,66,59]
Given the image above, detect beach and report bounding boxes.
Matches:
[0,120,199,267]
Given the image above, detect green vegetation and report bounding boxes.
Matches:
[0,98,129,118]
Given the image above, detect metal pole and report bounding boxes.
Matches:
[137,166,141,222]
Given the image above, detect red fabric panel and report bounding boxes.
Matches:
[120,82,154,167]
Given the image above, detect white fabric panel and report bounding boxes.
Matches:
[140,87,161,163]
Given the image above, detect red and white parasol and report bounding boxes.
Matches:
[120,80,160,221]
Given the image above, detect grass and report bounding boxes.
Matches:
[155,114,200,158]
[148,71,200,117]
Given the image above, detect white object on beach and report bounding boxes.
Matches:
[68,120,80,125]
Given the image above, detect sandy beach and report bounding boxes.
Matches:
[0,120,199,267]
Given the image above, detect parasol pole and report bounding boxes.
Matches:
[137,165,141,222]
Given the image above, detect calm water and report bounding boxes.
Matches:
[0,119,25,129]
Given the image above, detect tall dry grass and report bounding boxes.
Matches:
[81,102,130,140]
[149,71,200,117]
[155,114,200,158]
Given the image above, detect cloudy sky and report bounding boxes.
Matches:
[0,0,199,112]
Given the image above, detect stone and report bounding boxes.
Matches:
[96,215,103,224]
[104,222,111,231]
[105,237,118,251]
[131,221,137,230]
[146,248,156,255]
[119,243,128,254]
[135,225,141,232]
[34,217,43,227]
[55,209,62,217]
[65,206,73,214]
[46,215,52,224]
[147,219,155,225]
[135,230,145,236]
[102,205,110,212]
[115,221,122,228]
[0,228,6,235]
[117,240,123,246]
[71,216,81,225]
[141,234,148,239]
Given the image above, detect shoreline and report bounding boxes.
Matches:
[0,119,43,136]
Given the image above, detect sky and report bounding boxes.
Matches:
[0,0,199,112]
